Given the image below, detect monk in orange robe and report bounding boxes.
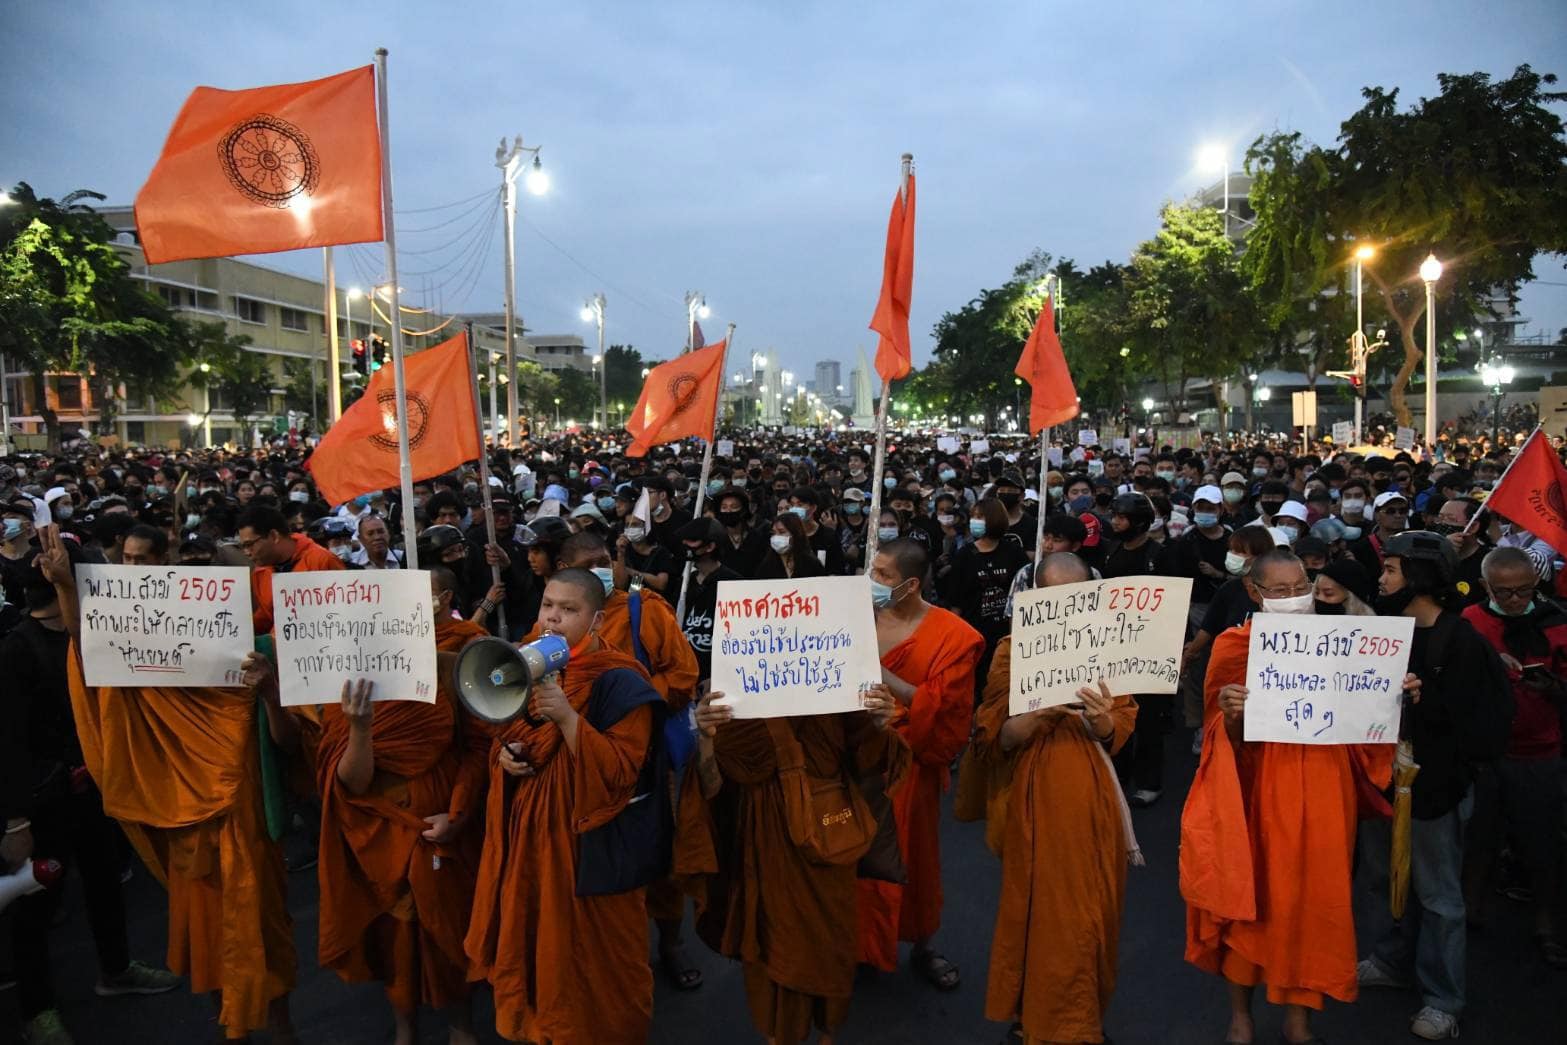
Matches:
[238,503,346,637]
[551,528,705,988]
[859,540,983,986]
[687,687,908,1044]
[1181,549,1409,1045]
[40,527,297,1041]
[972,553,1141,1045]
[315,565,490,1045]
[464,569,666,1043]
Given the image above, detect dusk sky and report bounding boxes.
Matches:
[4,1,1565,376]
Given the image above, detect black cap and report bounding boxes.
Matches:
[677,517,725,545]
[1319,557,1373,602]
[179,533,217,554]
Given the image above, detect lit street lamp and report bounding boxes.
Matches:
[1479,355,1515,447]
[1199,144,1230,238]
[497,134,547,446]
[1419,253,1442,447]
[684,291,710,352]
[553,396,562,429]
[581,292,606,429]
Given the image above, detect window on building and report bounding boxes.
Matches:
[155,284,188,309]
[279,307,308,332]
[126,421,146,444]
[53,376,83,410]
[234,297,267,324]
[194,290,221,312]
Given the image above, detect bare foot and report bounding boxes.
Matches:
[1224,1013,1254,1044]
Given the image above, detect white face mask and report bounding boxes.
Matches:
[1224,551,1249,576]
[1340,498,1365,515]
[769,534,791,554]
[1262,592,1315,615]
[624,526,646,543]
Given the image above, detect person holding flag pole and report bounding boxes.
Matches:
[1014,273,1076,559]
[864,153,915,571]
[1462,424,1567,583]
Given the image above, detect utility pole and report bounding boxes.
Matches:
[496,135,546,446]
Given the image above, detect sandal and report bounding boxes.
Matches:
[912,947,961,991]
[657,944,703,990]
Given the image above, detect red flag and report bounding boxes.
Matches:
[869,172,916,384]
[135,65,383,264]
[691,319,706,351]
[1484,429,1567,556]
[625,340,727,457]
[1013,295,1079,434]
[306,332,480,506]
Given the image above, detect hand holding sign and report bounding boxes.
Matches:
[76,564,254,687]
[1243,614,1415,743]
[272,570,436,705]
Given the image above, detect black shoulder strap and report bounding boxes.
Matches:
[1421,611,1463,680]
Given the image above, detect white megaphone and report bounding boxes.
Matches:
[452,634,571,726]
[0,858,65,914]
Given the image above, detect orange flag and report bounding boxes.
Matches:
[135,65,383,265]
[625,340,727,457]
[1484,428,1567,556]
[306,332,480,506]
[869,173,916,384]
[1013,295,1079,434]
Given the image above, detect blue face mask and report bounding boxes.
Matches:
[969,519,988,538]
[597,496,616,512]
[591,566,616,596]
[789,506,808,519]
[883,477,897,489]
[869,578,907,609]
[842,502,861,515]
[939,468,956,482]
[353,493,372,509]
[1193,511,1220,529]
[877,525,899,542]
[2,518,23,540]
[1342,525,1362,541]
[1489,598,1533,617]
[708,480,724,495]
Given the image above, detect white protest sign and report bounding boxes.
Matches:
[1243,613,1413,744]
[936,436,959,454]
[1087,458,1104,476]
[1394,426,1416,450]
[1332,421,1354,444]
[970,438,991,455]
[1047,446,1064,468]
[1009,576,1192,714]
[1112,437,1132,456]
[272,571,437,706]
[1069,447,1087,463]
[715,439,734,458]
[711,575,879,718]
[1078,429,1099,446]
[76,565,254,687]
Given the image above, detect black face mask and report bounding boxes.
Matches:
[683,544,709,561]
[997,492,1021,510]
[1375,588,1418,615]
[1313,599,1346,616]
[1260,500,1284,516]
[717,509,745,528]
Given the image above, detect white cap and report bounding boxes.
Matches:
[1275,500,1309,523]
[1266,525,1295,547]
[1373,490,1409,510]
[1193,484,1224,506]
[43,485,69,505]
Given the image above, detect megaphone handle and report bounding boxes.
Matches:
[520,671,557,728]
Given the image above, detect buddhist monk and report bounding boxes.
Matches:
[859,539,983,987]
[972,553,1140,1045]
[1181,548,1417,1045]
[688,686,907,1044]
[314,565,489,1045]
[464,568,667,1043]
[549,528,704,989]
[40,526,297,1041]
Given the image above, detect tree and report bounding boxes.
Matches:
[0,182,189,446]
[281,357,323,422]
[184,322,273,435]
[603,343,648,406]
[553,367,597,424]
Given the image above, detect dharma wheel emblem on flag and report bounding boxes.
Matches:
[370,390,431,452]
[668,373,702,417]
[217,114,321,208]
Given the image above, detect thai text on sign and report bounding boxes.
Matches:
[272,570,436,706]
[77,564,254,687]
[1008,576,1192,714]
[1243,613,1413,744]
[710,575,880,718]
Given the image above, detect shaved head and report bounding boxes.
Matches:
[876,538,928,584]
[549,566,607,613]
[1035,552,1092,588]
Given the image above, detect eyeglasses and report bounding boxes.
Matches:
[1488,585,1535,601]
[1252,580,1312,598]
[238,535,265,552]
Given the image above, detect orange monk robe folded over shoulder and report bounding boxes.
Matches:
[973,641,1137,1045]
[523,587,699,709]
[858,606,983,970]
[315,617,490,1014]
[464,645,658,1044]
[1181,621,1393,1008]
[66,648,294,1039]
[684,713,909,1043]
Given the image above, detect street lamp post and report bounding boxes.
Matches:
[1479,355,1515,447]
[581,293,606,429]
[1419,253,1443,448]
[1353,245,1375,442]
[497,135,547,446]
[684,291,710,353]
[1200,145,1229,239]
[553,396,562,430]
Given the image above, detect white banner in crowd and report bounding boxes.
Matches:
[1008,575,1192,714]
[711,575,880,718]
[936,436,960,454]
[1244,613,1413,744]
[1078,428,1099,446]
[271,571,437,706]
[1332,420,1355,444]
[715,439,734,458]
[1394,426,1417,450]
[970,438,990,455]
[77,564,254,687]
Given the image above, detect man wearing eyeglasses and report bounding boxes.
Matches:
[1349,490,1411,578]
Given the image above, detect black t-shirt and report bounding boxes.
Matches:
[1099,535,1160,579]
[718,525,770,579]
[680,563,742,681]
[648,506,692,556]
[808,523,846,575]
[1158,527,1232,603]
[1006,512,1038,555]
[1201,577,1260,637]
[942,539,1031,645]
[625,543,678,591]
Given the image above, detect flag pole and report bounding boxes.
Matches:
[1033,275,1060,560]
[323,248,341,424]
[864,153,913,574]
[374,47,419,569]
[466,321,506,636]
[1462,422,1545,538]
[675,322,736,625]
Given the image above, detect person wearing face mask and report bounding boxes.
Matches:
[1426,498,1487,606]
[1357,532,1514,1041]
[1,498,43,610]
[674,519,741,681]
[43,487,76,529]
[1270,500,1310,545]
[1219,472,1253,525]
[990,471,1035,555]
[713,489,768,577]
[639,477,691,557]
[1185,548,1417,1045]
[1181,527,1275,693]
[1335,479,1372,541]
[1461,547,1567,968]
[1312,558,1376,616]
[1349,490,1412,577]
[1098,493,1166,804]
[860,540,983,988]
[756,512,825,581]
[939,499,1029,695]
[838,488,871,572]
[786,487,846,576]
[3,556,184,1045]
[616,511,676,596]
[1158,486,1232,747]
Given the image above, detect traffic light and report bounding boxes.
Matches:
[369,334,387,372]
[351,338,366,375]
